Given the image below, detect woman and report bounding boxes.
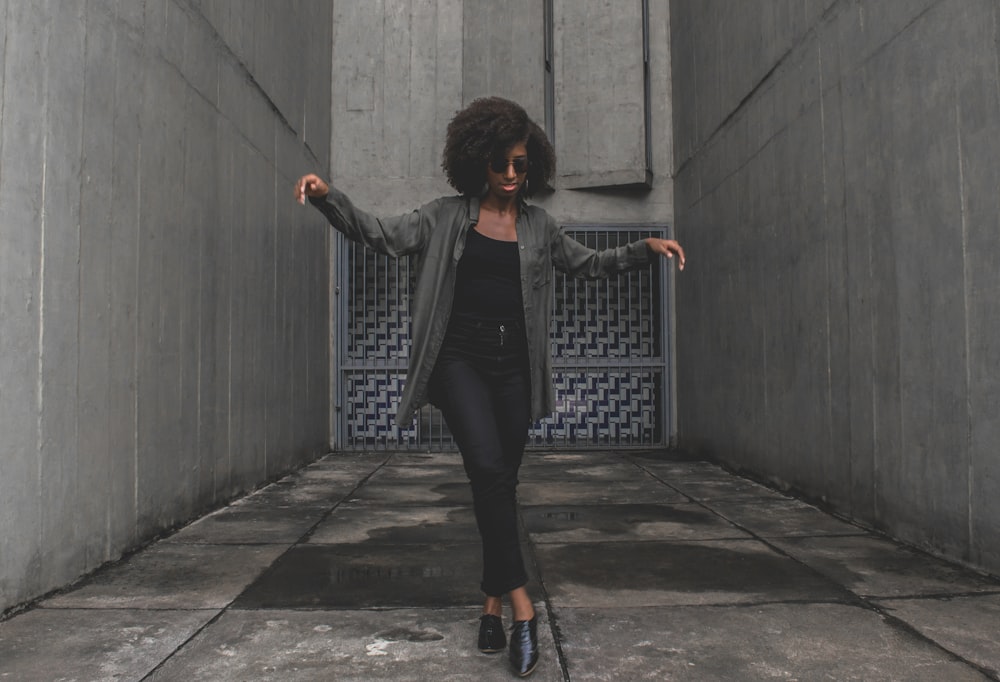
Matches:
[295,97,684,677]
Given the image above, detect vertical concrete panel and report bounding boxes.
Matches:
[817,53,853,512]
[304,0,333,169]
[136,55,186,531]
[184,90,220,501]
[248,147,270,482]
[260,129,279,479]
[78,0,117,567]
[554,0,648,187]
[382,0,412,179]
[37,0,85,589]
[175,94,202,517]
[462,0,544,120]
[211,119,237,500]
[228,140,254,489]
[878,4,970,555]
[409,0,438,176]
[434,0,463,171]
[839,45,886,524]
[0,0,46,606]
[107,23,143,556]
[957,2,1000,571]
[668,0,697,168]
[332,0,383,177]
[271,133,294,474]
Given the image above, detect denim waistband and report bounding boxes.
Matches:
[442,315,527,358]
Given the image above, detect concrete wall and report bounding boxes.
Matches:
[326,0,674,224]
[671,0,1000,575]
[0,0,332,613]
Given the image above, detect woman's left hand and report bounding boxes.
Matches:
[645,238,686,271]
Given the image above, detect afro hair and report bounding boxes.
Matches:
[442,97,555,198]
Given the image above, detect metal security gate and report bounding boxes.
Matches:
[334,225,673,450]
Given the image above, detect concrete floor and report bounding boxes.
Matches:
[2,450,999,681]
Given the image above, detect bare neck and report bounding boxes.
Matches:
[479,194,519,217]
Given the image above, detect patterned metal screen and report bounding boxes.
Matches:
[334,226,672,450]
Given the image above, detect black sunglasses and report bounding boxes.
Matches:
[489,156,529,174]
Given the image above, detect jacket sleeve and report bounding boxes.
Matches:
[309,185,432,258]
[549,221,653,279]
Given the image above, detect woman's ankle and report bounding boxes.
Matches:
[482,596,503,618]
[508,588,535,621]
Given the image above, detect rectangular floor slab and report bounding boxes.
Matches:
[871,593,1000,675]
[385,452,463,467]
[346,481,473,506]
[0,608,214,682]
[554,603,989,681]
[534,539,853,607]
[626,457,736,478]
[517,479,687,506]
[520,503,750,543]
[771,535,1000,598]
[308,505,483,545]
[283,466,382,486]
[706,497,868,537]
[149,607,561,682]
[240,479,359,507]
[659,476,794,502]
[308,452,391,469]
[42,544,287,609]
[165,504,328,545]
[233,543,512,609]
[366,463,470,484]
[518,461,652,482]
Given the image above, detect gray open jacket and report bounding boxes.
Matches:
[310,187,654,426]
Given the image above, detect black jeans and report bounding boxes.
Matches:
[429,317,531,597]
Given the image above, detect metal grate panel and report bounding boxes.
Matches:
[335,225,672,450]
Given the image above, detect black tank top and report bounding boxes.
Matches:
[451,228,523,322]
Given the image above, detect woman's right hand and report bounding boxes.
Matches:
[294,174,330,204]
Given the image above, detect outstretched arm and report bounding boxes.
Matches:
[551,227,686,279]
[293,173,428,258]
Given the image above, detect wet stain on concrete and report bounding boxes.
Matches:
[517,462,648,482]
[234,543,495,608]
[521,504,747,542]
[347,481,473,506]
[517,479,687,505]
[536,540,856,604]
[309,506,484,546]
[373,626,445,643]
[772,535,1000,597]
[524,503,714,527]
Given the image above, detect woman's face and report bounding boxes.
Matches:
[485,141,528,200]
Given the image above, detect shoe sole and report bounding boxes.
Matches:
[516,658,539,677]
[479,647,505,654]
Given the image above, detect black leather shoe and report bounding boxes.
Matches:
[478,614,506,653]
[508,617,539,677]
